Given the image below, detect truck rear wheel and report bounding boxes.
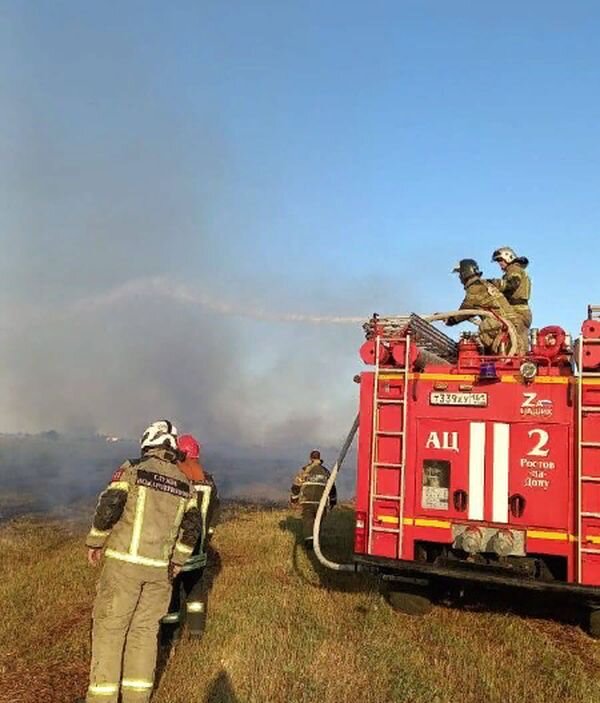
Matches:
[586,608,600,639]
[384,585,433,616]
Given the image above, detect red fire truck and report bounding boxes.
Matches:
[321,306,600,635]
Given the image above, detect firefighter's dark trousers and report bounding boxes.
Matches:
[301,503,319,545]
[86,558,171,703]
[162,568,207,640]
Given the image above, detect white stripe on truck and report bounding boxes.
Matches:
[468,422,486,521]
[492,423,510,524]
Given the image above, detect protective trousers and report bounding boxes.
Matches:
[86,559,172,703]
[301,504,318,543]
[477,317,504,354]
[512,304,532,354]
[479,314,524,355]
[163,568,207,638]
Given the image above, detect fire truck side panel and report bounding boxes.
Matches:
[356,366,583,586]
[353,311,600,598]
[507,423,570,530]
[414,418,471,522]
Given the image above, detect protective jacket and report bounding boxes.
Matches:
[489,260,531,308]
[86,448,201,568]
[447,277,521,354]
[290,460,337,507]
[489,261,532,352]
[181,471,219,573]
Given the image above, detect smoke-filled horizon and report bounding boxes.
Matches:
[0,5,417,447]
[2,2,599,450]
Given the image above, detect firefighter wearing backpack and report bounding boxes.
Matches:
[489,246,532,353]
[290,450,337,549]
[161,434,219,642]
[446,258,522,354]
[80,420,201,703]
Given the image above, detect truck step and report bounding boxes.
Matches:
[371,526,401,535]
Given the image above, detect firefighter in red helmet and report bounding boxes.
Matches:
[161,434,219,643]
[290,449,337,549]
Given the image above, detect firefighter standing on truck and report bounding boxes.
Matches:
[290,450,337,549]
[446,258,522,354]
[161,433,219,643]
[489,246,532,353]
[79,420,201,703]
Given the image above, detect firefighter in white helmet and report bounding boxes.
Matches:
[79,420,201,703]
[489,246,532,353]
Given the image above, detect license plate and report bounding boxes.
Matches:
[429,391,488,407]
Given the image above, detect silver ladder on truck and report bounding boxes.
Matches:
[367,332,411,560]
[577,304,600,583]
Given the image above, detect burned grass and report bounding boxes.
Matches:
[1,506,600,703]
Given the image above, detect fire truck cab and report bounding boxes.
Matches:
[351,306,600,634]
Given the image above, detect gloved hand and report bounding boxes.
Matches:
[446,316,459,327]
[87,547,103,567]
[169,563,182,581]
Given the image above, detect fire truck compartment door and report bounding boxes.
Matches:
[416,420,474,520]
[507,423,570,530]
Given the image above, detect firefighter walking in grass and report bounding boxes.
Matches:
[290,450,337,549]
[79,420,201,703]
[161,434,219,643]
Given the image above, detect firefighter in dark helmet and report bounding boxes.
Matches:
[80,420,201,703]
[446,258,522,354]
[290,450,337,548]
[161,433,219,642]
[489,246,532,353]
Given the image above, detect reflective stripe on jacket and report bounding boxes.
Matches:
[181,472,219,572]
[86,449,201,567]
[290,461,337,506]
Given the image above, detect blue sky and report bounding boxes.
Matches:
[1,1,599,436]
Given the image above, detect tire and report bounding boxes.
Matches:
[384,585,434,616]
[586,608,600,639]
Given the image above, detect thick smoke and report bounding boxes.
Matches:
[0,6,414,509]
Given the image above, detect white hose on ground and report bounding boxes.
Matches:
[313,414,360,572]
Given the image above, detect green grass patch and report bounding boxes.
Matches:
[1,506,600,703]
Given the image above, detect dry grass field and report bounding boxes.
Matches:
[2,505,600,703]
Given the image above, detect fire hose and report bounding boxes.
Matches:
[313,414,360,572]
[422,310,519,357]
